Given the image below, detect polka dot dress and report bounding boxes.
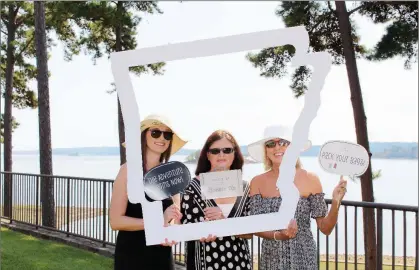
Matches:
[181,178,253,270]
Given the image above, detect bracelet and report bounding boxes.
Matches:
[273,231,280,241]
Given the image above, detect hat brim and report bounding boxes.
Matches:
[247,137,312,163]
[121,118,188,156]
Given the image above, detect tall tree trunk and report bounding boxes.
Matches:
[116,1,126,165]
[3,4,17,218]
[34,1,55,228]
[336,2,377,270]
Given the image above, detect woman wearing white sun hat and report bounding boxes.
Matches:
[110,114,188,270]
[245,125,347,270]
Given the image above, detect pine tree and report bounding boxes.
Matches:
[246,2,417,268]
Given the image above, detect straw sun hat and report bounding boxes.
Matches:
[122,114,188,156]
[247,125,312,163]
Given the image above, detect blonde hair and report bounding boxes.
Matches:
[263,147,302,171]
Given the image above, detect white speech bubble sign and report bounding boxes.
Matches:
[110,26,332,245]
[318,140,370,177]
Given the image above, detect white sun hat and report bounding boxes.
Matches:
[247,125,312,163]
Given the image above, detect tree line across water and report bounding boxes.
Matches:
[1,2,417,269]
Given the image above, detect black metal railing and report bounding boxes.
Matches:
[1,172,418,270]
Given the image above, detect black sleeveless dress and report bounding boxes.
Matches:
[114,195,175,270]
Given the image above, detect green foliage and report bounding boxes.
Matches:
[246,2,418,97]
[0,114,19,143]
[1,2,38,109]
[1,2,88,109]
[68,1,166,80]
[359,2,418,68]
[372,169,382,180]
[1,2,96,140]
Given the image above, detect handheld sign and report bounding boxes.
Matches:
[200,169,243,200]
[318,140,370,177]
[144,161,191,201]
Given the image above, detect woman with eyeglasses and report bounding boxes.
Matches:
[110,114,188,270]
[245,125,347,270]
[180,130,253,270]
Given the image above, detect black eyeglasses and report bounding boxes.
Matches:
[150,129,173,141]
[208,147,234,155]
[265,139,290,148]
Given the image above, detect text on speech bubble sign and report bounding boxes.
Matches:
[318,140,370,177]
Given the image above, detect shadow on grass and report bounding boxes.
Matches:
[1,228,113,270]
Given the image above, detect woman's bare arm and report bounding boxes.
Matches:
[170,194,181,225]
[109,164,145,231]
[315,203,339,236]
[311,174,345,236]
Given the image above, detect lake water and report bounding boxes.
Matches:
[2,154,418,257]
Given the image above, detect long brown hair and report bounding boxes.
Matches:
[195,130,244,176]
[141,128,172,175]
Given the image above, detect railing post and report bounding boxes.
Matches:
[36,175,39,229]
[377,208,383,270]
[102,181,107,247]
[416,212,418,270]
[9,173,13,224]
[66,177,70,237]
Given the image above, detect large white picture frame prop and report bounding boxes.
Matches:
[110,26,332,245]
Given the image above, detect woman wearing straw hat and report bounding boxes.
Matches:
[110,114,188,270]
[246,125,347,270]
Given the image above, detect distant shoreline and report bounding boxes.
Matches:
[7,152,418,161]
[6,141,418,160]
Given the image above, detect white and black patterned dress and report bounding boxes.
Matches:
[248,193,327,270]
[181,178,253,270]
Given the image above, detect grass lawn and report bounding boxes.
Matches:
[0,227,113,270]
[1,227,414,270]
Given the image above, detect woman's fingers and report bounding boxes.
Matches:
[199,234,217,242]
[205,212,222,220]
[286,219,298,237]
[206,234,217,242]
[204,207,219,215]
[161,239,177,247]
[169,208,182,220]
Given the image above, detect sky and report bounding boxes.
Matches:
[2,1,418,151]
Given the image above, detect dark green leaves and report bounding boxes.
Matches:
[360,2,418,69]
[0,114,19,143]
[246,1,417,97]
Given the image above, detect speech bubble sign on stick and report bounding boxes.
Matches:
[318,140,370,178]
[144,161,191,201]
[110,26,332,245]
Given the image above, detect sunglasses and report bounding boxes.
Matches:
[265,139,290,148]
[150,129,173,141]
[208,147,234,155]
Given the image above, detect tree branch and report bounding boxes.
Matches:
[310,12,331,32]
[13,5,21,17]
[1,16,9,27]
[16,14,33,28]
[16,35,34,59]
[1,29,7,35]
[348,4,364,15]
[327,1,334,12]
